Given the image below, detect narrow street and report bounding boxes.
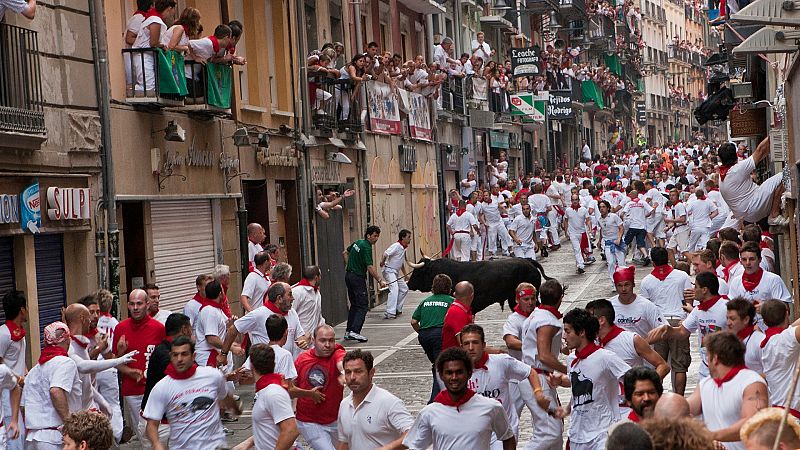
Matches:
[122,247,704,449]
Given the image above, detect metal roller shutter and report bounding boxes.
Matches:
[151,200,217,313]
[0,237,15,323]
[34,234,66,344]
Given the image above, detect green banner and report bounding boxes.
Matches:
[156,49,188,96]
[582,81,606,109]
[206,63,233,109]
[604,54,623,76]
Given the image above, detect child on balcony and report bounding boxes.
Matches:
[132,0,177,96]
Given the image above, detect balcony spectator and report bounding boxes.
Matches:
[187,24,233,98]
[338,53,369,121]
[165,7,200,53]
[132,0,177,96]
[124,0,153,95]
[213,20,245,65]
[404,55,430,93]
[373,53,394,86]
[434,37,459,71]
[365,41,380,69]
[471,31,494,62]
[464,55,482,75]
[307,54,335,113]
[449,53,469,78]
[0,0,36,20]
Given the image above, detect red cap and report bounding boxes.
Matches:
[613,266,636,284]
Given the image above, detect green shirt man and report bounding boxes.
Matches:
[345,238,373,277]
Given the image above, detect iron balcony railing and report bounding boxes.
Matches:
[441,76,467,115]
[310,78,363,134]
[0,23,45,135]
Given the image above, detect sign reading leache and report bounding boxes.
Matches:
[47,187,91,221]
[510,47,540,79]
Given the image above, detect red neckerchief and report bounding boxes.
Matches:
[181,24,190,36]
[144,6,158,18]
[134,9,148,16]
[265,300,287,317]
[650,264,674,281]
[571,342,601,367]
[474,352,490,369]
[85,327,98,340]
[736,324,756,341]
[433,389,476,412]
[719,163,734,182]
[4,321,25,342]
[38,345,68,365]
[456,208,466,217]
[722,260,740,282]
[165,362,198,380]
[209,35,221,53]
[760,240,770,249]
[741,269,764,292]
[398,239,409,249]
[628,410,641,422]
[697,295,722,311]
[513,305,531,318]
[709,187,720,192]
[296,278,319,292]
[199,298,224,312]
[761,326,785,348]
[226,44,236,54]
[255,373,286,392]
[538,304,562,319]
[570,204,580,211]
[713,365,747,387]
[71,336,88,349]
[599,325,625,347]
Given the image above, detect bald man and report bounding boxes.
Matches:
[654,392,691,418]
[442,282,475,350]
[64,302,136,412]
[247,223,265,271]
[113,289,166,447]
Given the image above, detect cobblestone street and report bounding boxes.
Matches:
[122,246,703,449]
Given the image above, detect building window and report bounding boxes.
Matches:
[0,23,45,135]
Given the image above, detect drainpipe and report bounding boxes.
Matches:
[88,0,120,315]
[291,0,312,265]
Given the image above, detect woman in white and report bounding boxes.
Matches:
[163,7,199,53]
[124,0,151,93]
[132,0,177,95]
[337,54,369,121]
[596,200,625,288]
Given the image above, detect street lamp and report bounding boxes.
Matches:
[493,0,514,10]
[548,11,562,31]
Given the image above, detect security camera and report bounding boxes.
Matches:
[326,151,352,164]
[164,121,186,142]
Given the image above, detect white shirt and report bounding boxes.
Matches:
[645,188,665,216]
[183,297,203,326]
[727,271,792,305]
[22,355,81,445]
[460,179,477,198]
[602,191,625,209]
[151,309,173,324]
[582,144,592,160]
[480,199,503,224]
[529,194,550,214]
[338,384,414,449]
[188,37,218,63]
[707,189,730,223]
[291,284,325,337]
[686,198,717,231]
[248,241,264,264]
[132,16,168,50]
[468,353,532,435]
[610,295,665,339]
[567,348,631,444]
[0,322,27,376]
[762,326,800,409]
[740,328,764,374]
[433,44,449,70]
[502,311,528,361]
[621,197,653,229]
[508,214,537,245]
[195,305,229,367]
[597,213,623,241]
[698,368,765,450]
[447,211,478,233]
[403,394,513,450]
[0,0,29,20]
[682,296,728,378]
[143,366,228,450]
[639,269,694,318]
[601,329,644,368]
[242,269,272,311]
[521,307,563,372]
[471,40,493,61]
[665,201,688,233]
[719,262,744,284]
[564,206,589,236]
[719,156,758,218]
[383,242,407,272]
[252,383,295,450]
[125,12,145,46]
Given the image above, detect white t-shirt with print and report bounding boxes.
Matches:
[621,197,653,230]
[469,353,531,436]
[609,295,665,339]
[143,366,228,450]
[252,383,295,450]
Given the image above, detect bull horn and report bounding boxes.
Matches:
[408,260,425,269]
[420,249,427,259]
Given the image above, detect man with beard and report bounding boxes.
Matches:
[403,347,515,450]
[144,284,171,324]
[622,367,663,422]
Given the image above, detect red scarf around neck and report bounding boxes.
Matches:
[71,336,88,349]
[433,389,476,412]
[722,260,740,282]
[571,342,601,367]
[599,325,625,347]
[143,6,159,17]
[761,326,785,348]
[4,321,25,342]
[627,410,641,423]
[165,362,198,380]
[736,324,756,341]
[650,265,674,281]
[39,345,68,365]
[741,269,764,292]
[538,304,562,319]
[85,327,98,340]
[209,35,221,53]
[296,278,319,292]
[719,163,734,182]
[697,295,725,312]
[265,300,287,317]
[474,352,490,370]
[255,373,286,392]
[513,304,531,318]
[455,208,467,217]
[713,365,747,387]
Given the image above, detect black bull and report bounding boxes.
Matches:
[406,258,551,314]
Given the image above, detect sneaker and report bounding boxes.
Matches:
[577,267,585,274]
[349,332,369,342]
[343,331,354,340]
[768,215,790,226]
[601,253,607,261]
[585,257,596,265]
[642,257,651,266]
[383,313,396,320]
[222,412,238,423]
[223,427,235,435]
[541,248,549,257]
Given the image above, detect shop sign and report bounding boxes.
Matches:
[20,182,41,233]
[510,93,545,122]
[510,46,540,79]
[548,91,573,120]
[730,107,767,138]
[310,160,341,184]
[0,194,19,224]
[46,187,91,221]
[489,130,509,149]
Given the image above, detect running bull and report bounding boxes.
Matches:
[406,257,551,314]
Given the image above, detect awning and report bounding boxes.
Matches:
[604,54,623,76]
[480,15,516,32]
[731,0,800,26]
[328,137,367,150]
[732,27,800,54]
[581,80,605,109]
[398,0,446,14]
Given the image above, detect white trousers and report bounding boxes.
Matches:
[23,441,62,450]
[688,229,710,251]
[133,53,155,93]
[547,210,561,245]
[451,233,472,261]
[524,374,563,450]
[513,245,537,259]
[125,395,168,448]
[383,268,408,315]
[96,369,123,442]
[569,433,607,450]
[569,233,586,269]
[485,222,511,255]
[297,420,337,450]
[604,242,626,285]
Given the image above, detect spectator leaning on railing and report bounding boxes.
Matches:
[0,0,36,20]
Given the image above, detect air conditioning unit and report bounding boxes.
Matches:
[770,128,788,162]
